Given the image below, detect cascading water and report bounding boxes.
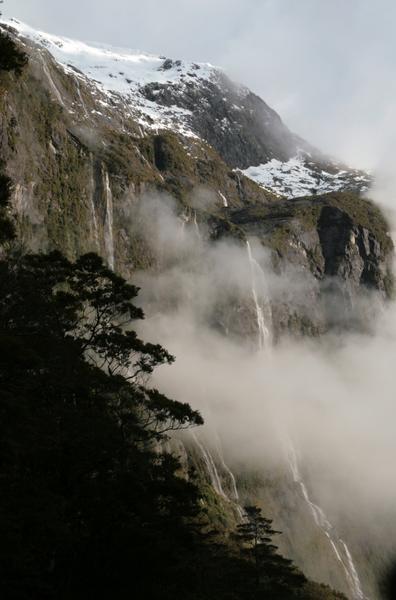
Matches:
[243,241,363,597]
[178,210,201,242]
[41,56,65,107]
[218,190,228,208]
[214,435,245,519]
[246,241,272,350]
[103,169,115,270]
[191,431,226,498]
[89,157,100,250]
[76,79,89,118]
[191,431,245,519]
[340,541,366,600]
[286,442,365,600]
[215,441,239,501]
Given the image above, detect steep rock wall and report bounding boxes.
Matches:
[0,28,394,600]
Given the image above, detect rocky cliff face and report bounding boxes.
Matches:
[0,19,394,600]
[226,193,393,339]
[0,19,391,339]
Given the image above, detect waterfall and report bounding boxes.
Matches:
[191,432,226,498]
[214,435,239,501]
[216,447,239,501]
[286,443,365,600]
[41,56,65,107]
[244,243,363,597]
[103,169,115,270]
[246,241,272,350]
[89,158,100,250]
[340,540,366,600]
[76,79,89,118]
[178,210,201,241]
[192,431,245,519]
[218,190,228,207]
[214,437,245,519]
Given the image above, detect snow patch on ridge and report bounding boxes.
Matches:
[241,155,371,199]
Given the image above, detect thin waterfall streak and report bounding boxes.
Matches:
[216,448,245,520]
[218,191,228,207]
[191,432,226,499]
[89,158,100,250]
[103,169,115,270]
[286,441,365,600]
[41,57,65,107]
[90,195,100,249]
[76,79,89,118]
[214,435,239,501]
[246,241,272,349]
[340,541,366,600]
[329,539,343,564]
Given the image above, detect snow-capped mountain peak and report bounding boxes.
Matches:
[4,18,218,90]
[2,18,222,138]
[1,18,371,199]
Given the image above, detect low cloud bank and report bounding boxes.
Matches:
[127,194,396,535]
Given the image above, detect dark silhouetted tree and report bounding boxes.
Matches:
[0,250,203,599]
[235,505,306,596]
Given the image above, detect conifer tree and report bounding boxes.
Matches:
[235,505,306,595]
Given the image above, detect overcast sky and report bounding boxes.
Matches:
[3,0,396,169]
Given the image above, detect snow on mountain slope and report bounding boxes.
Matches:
[241,154,371,199]
[1,19,307,166]
[2,18,220,137]
[2,18,371,199]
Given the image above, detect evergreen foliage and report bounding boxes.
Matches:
[0,246,347,600]
[234,505,306,595]
[0,250,203,599]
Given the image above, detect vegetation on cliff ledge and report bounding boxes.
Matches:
[0,16,27,76]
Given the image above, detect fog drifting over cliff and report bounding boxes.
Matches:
[127,194,396,537]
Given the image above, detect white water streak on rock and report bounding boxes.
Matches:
[41,56,65,107]
[340,540,366,600]
[246,241,272,350]
[103,169,115,270]
[214,435,239,501]
[76,78,89,118]
[191,432,226,498]
[287,442,365,600]
[218,191,228,207]
[214,438,245,520]
[89,158,100,250]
